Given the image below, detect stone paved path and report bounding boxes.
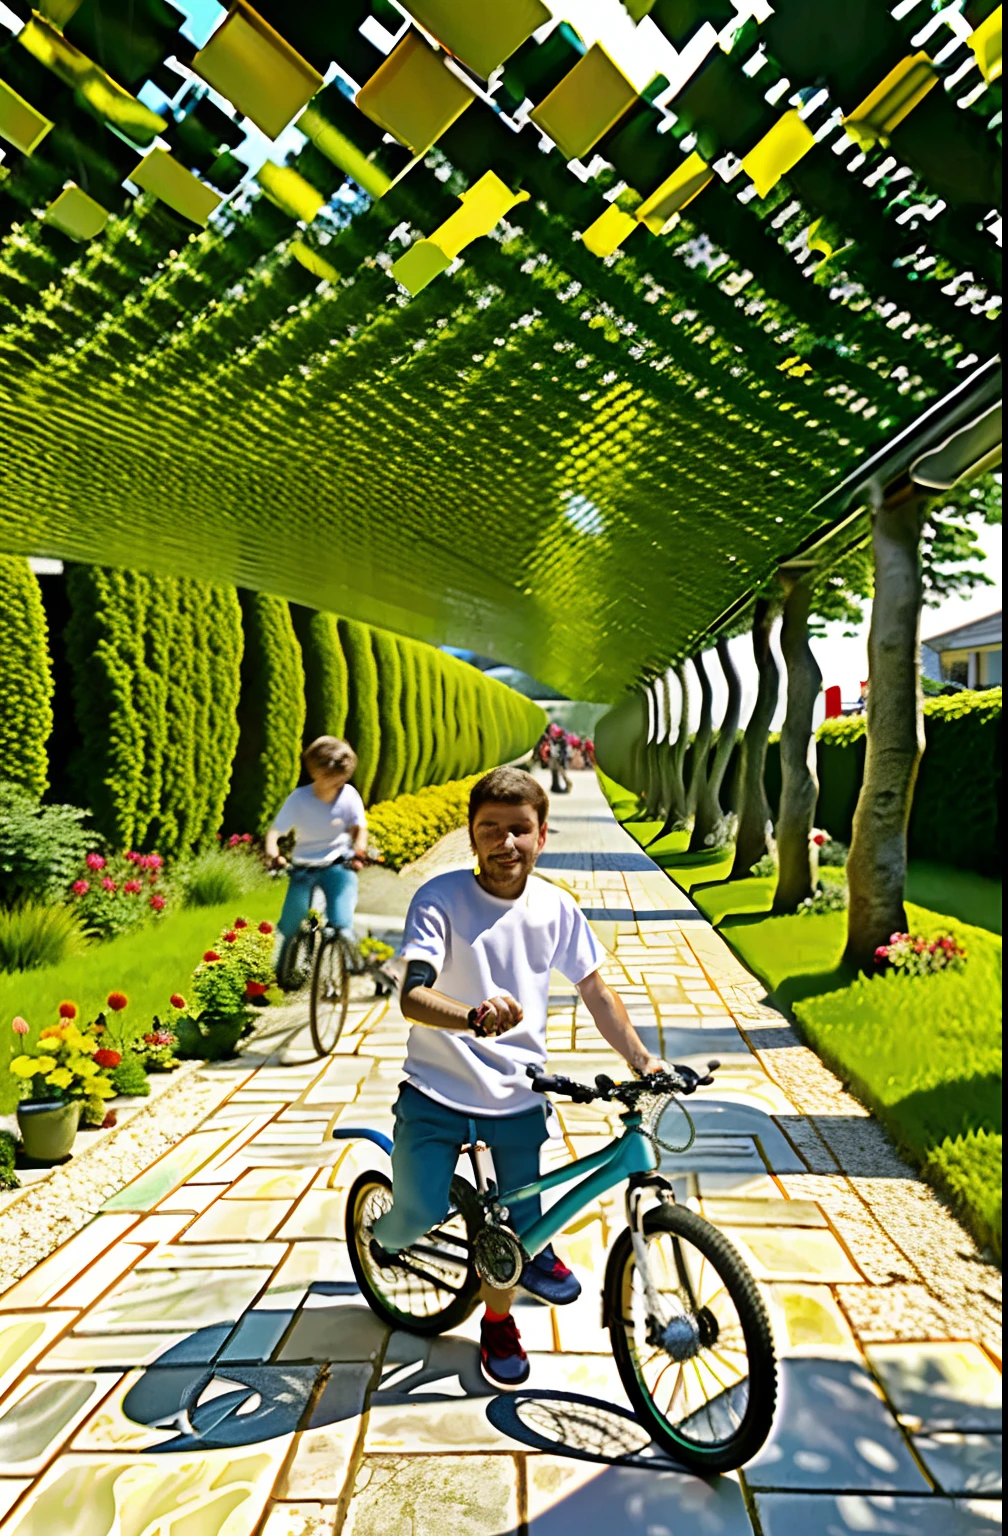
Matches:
[0,775,1001,1535]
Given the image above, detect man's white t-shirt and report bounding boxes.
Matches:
[399,868,603,1116]
[270,783,366,866]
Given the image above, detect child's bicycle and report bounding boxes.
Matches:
[274,857,396,1058]
[339,1060,777,1473]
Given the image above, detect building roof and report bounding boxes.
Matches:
[923,610,1002,652]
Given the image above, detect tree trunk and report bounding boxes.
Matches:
[643,683,665,819]
[656,672,677,822]
[690,637,742,850]
[646,663,690,845]
[730,600,780,879]
[685,653,714,817]
[845,490,928,970]
[773,576,821,912]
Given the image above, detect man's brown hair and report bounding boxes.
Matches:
[303,736,358,777]
[468,767,549,828]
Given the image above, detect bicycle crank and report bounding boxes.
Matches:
[473,1226,524,1288]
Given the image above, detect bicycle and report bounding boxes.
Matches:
[274,856,396,1058]
[338,1060,777,1474]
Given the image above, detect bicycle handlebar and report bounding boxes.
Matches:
[526,1061,720,1105]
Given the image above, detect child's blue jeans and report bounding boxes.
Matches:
[373,1082,548,1253]
[277,862,358,944]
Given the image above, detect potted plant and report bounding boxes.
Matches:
[9,1002,117,1163]
[172,919,276,1062]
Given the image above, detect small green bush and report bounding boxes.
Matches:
[182,848,263,908]
[110,1052,151,1097]
[0,902,87,973]
[0,783,94,907]
[0,556,54,799]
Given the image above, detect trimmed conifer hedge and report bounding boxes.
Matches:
[291,604,348,746]
[224,591,305,836]
[397,638,421,796]
[371,629,407,803]
[0,556,54,799]
[338,617,381,803]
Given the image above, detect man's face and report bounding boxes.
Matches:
[471,800,547,896]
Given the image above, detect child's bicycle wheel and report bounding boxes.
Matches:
[604,1203,777,1473]
[346,1170,481,1335]
[277,920,317,993]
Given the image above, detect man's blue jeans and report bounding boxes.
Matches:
[373,1083,548,1253]
[277,862,358,944]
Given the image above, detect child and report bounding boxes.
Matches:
[371,766,661,1387]
[266,736,367,969]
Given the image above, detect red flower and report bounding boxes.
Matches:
[812,833,827,846]
[150,893,166,911]
[169,993,186,1009]
[12,1016,29,1036]
[228,833,241,848]
[222,930,237,944]
[102,877,117,892]
[147,853,164,870]
[203,950,220,963]
[124,850,140,863]
[145,1030,175,1047]
[72,879,90,895]
[258,921,273,935]
[245,980,267,998]
[58,1001,78,1020]
[234,917,248,930]
[123,879,143,895]
[107,992,129,1012]
[86,852,106,871]
[94,1048,122,1068]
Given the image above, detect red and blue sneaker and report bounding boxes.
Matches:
[519,1245,581,1305]
[480,1312,530,1388]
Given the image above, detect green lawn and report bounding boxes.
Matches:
[1,890,282,1113]
[599,772,1003,1260]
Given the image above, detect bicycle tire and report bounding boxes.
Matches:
[277,924,316,993]
[604,1202,776,1473]
[345,1170,481,1335]
[309,932,350,1056]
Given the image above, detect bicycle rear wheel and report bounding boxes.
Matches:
[605,1203,776,1473]
[346,1170,481,1335]
[278,923,316,993]
[310,933,350,1055]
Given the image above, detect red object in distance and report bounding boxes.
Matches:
[824,685,841,718]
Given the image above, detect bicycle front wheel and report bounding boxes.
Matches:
[605,1203,777,1473]
[309,933,352,1055]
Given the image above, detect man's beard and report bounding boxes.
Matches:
[478,851,534,896]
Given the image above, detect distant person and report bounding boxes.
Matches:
[265,736,367,974]
[547,724,571,795]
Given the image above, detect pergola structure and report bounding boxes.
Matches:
[0,0,1001,699]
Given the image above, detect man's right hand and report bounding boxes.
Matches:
[473,993,523,1037]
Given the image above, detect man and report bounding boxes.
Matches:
[265,736,367,978]
[371,766,661,1387]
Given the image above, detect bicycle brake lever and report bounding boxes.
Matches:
[594,1073,616,1098]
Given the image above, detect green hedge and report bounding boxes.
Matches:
[224,591,304,836]
[372,629,407,802]
[397,638,421,795]
[764,690,1002,875]
[339,617,381,802]
[0,557,54,799]
[368,775,481,870]
[291,604,348,745]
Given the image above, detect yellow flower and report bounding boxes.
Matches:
[36,1037,60,1054]
[45,1067,73,1090]
[91,1076,115,1098]
[39,1025,65,1041]
[10,1055,46,1078]
[74,1057,99,1079]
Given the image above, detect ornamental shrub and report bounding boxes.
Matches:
[110,1052,150,1097]
[0,900,86,972]
[0,782,93,907]
[368,774,481,869]
[224,591,305,836]
[372,629,407,802]
[0,1130,18,1192]
[397,638,421,796]
[413,642,436,787]
[0,556,53,799]
[291,604,348,744]
[338,617,381,802]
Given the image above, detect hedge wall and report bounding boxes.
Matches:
[397,638,421,796]
[339,617,381,803]
[223,591,304,837]
[291,604,348,746]
[764,690,1002,876]
[372,629,407,803]
[0,556,54,799]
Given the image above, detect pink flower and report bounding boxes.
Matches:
[102,877,117,892]
[124,850,140,864]
[123,879,143,895]
[146,853,163,870]
[12,1016,29,1036]
[234,918,248,929]
[58,1001,78,1020]
[150,893,166,912]
[874,946,888,961]
[240,833,253,844]
[169,993,186,1009]
[107,992,128,1012]
[258,922,273,936]
[86,852,106,871]
[228,834,241,848]
[145,1030,175,1047]
[203,950,220,963]
[72,879,90,895]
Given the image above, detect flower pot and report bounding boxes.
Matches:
[16,1100,81,1165]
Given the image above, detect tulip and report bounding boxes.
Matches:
[12,1016,29,1036]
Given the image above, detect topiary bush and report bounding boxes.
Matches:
[0,556,54,800]
[368,774,481,869]
[110,1051,151,1098]
[338,617,381,802]
[397,638,421,796]
[371,629,407,802]
[224,591,305,836]
[291,604,348,745]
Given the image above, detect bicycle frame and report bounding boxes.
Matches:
[493,1114,658,1259]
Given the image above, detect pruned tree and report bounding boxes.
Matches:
[729,597,780,879]
[689,637,742,851]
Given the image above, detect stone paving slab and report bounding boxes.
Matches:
[0,772,1000,1534]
